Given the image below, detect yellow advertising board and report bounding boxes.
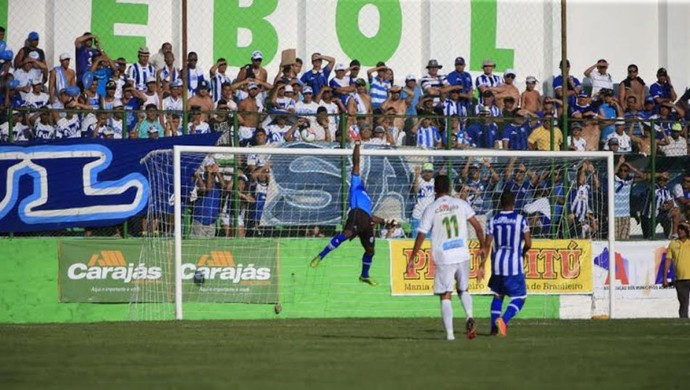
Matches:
[390,239,592,295]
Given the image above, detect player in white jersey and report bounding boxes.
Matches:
[411,162,436,235]
[407,175,486,341]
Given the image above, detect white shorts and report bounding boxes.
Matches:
[434,261,470,295]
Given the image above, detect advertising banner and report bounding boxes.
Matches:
[58,239,279,303]
[391,239,592,296]
[591,241,676,299]
[0,133,221,233]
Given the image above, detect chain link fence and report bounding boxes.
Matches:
[0,0,688,239]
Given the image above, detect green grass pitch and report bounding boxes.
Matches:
[1,318,688,389]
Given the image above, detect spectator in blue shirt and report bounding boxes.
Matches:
[446,56,474,110]
[300,52,335,97]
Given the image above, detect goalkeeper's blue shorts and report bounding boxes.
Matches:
[488,274,527,298]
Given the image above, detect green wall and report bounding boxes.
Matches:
[0,238,559,323]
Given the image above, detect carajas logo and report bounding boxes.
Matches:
[182,251,272,283]
[67,250,162,283]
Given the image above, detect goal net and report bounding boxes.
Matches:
[131,144,615,321]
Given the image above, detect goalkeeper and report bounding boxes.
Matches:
[310,141,385,286]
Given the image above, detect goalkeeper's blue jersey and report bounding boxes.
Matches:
[349,174,372,216]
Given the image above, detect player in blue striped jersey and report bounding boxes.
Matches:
[310,142,386,286]
[480,190,531,337]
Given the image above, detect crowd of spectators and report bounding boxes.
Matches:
[1,28,689,240]
[0,28,688,157]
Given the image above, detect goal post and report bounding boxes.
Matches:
[136,145,616,320]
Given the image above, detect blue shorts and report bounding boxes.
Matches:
[488,274,527,297]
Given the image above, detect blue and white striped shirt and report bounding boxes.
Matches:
[643,183,675,218]
[487,211,528,276]
[443,99,468,118]
[570,183,591,222]
[210,73,231,102]
[368,76,390,108]
[127,62,156,87]
[614,175,634,217]
[475,73,503,90]
[416,126,441,149]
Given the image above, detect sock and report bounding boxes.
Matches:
[503,297,525,325]
[319,233,346,259]
[441,299,454,339]
[360,253,373,278]
[457,290,473,319]
[491,296,503,332]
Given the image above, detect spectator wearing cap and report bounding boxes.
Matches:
[641,171,681,240]
[132,103,164,139]
[347,78,372,123]
[48,53,77,104]
[468,103,500,149]
[441,87,468,121]
[475,89,501,118]
[237,50,268,84]
[598,88,623,147]
[14,53,44,94]
[187,106,211,135]
[584,59,614,97]
[316,86,340,136]
[501,110,530,150]
[55,105,82,139]
[90,53,118,98]
[366,61,392,109]
[126,46,155,89]
[29,108,56,140]
[367,125,390,145]
[650,67,677,107]
[14,31,46,70]
[566,122,587,151]
[411,162,436,235]
[490,68,519,109]
[25,80,49,109]
[74,32,101,83]
[150,43,172,71]
[295,85,319,125]
[161,79,183,123]
[0,110,31,142]
[108,104,125,139]
[527,112,562,151]
[553,59,581,109]
[347,59,361,84]
[300,52,335,98]
[618,64,646,108]
[265,114,292,144]
[412,115,442,149]
[401,74,422,117]
[209,57,232,103]
[475,59,503,95]
[419,59,447,100]
[603,119,632,153]
[445,56,474,110]
[655,102,686,139]
[658,122,688,157]
[271,83,297,113]
[184,51,206,97]
[187,79,214,122]
[237,82,262,145]
[157,51,180,95]
[642,95,656,117]
[329,63,355,111]
[141,78,161,108]
[520,76,542,115]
